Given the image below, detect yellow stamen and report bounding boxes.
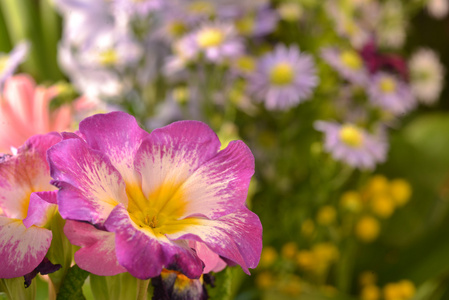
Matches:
[269,62,294,85]
[340,50,363,70]
[168,22,187,37]
[197,28,224,48]
[379,77,396,93]
[0,55,9,72]
[98,49,118,66]
[339,124,363,147]
[188,1,214,15]
[236,55,256,72]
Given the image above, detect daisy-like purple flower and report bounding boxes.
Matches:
[0,41,29,87]
[314,121,388,170]
[248,44,318,110]
[0,133,61,278]
[321,47,368,85]
[48,112,262,280]
[193,22,244,63]
[367,72,416,115]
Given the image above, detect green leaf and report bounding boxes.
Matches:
[56,265,89,300]
[208,268,233,300]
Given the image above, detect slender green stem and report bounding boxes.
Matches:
[136,279,150,300]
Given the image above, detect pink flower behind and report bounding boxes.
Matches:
[0,74,72,153]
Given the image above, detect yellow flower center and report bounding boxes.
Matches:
[340,50,363,70]
[126,181,198,236]
[98,49,118,66]
[168,21,187,37]
[269,63,295,85]
[339,124,363,147]
[379,77,396,93]
[0,55,9,72]
[188,1,214,15]
[236,16,255,35]
[197,29,224,48]
[236,55,256,72]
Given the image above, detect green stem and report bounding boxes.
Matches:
[136,279,150,300]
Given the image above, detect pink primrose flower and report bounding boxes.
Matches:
[0,133,61,278]
[48,112,262,279]
[0,74,72,154]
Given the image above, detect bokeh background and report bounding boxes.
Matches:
[2,0,449,299]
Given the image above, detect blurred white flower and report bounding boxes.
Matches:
[427,0,449,19]
[409,48,445,105]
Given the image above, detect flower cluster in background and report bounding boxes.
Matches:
[1,0,449,299]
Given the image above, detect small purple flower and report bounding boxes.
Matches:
[48,112,262,280]
[367,72,416,115]
[193,22,244,63]
[235,6,278,37]
[315,121,388,170]
[321,47,368,85]
[248,44,318,110]
[0,41,29,87]
[113,0,164,17]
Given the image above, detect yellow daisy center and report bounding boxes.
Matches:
[168,21,187,37]
[339,124,363,147]
[98,49,118,66]
[340,50,363,70]
[236,55,256,72]
[236,16,255,35]
[197,28,225,48]
[379,77,396,93]
[0,55,9,72]
[188,1,214,15]
[269,62,295,86]
[126,181,198,236]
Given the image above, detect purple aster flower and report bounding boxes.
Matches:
[113,0,164,17]
[315,121,388,170]
[248,44,318,110]
[0,133,61,278]
[367,72,416,115]
[48,112,262,280]
[321,47,369,86]
[193,22,244,63]
[235,6,278,37]
[0,41,29,87]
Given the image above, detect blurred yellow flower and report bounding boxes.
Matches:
[359,271,377,286]
[279,275,302,296]
[366,175,389,196]
[383,283,402,300]
[397,280,416,299]
[340,191,362,212]
[370,195,395,218]
[278,2,303,22]
[301,219,315,237]
[260,246,278,268]
[296,250,315,270]
[281,242,298,260]
[255,272,274,290]
[317,205,337,225]
[390,179,412,206]
[355,216,380,243]
[312,243,339,263]
[361,285,380,300]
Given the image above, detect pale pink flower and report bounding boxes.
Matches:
[0,74,72,153]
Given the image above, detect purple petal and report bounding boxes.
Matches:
[64,220,127,276]
[134,120,221,206]
[0,217,52,278]
[0,133,60,220]
[166,208,262,275]
[79,112,149,185]
[178,140,255,219]
[48,138,128,224]
[104,205,204,279]
[23,191,58,228]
